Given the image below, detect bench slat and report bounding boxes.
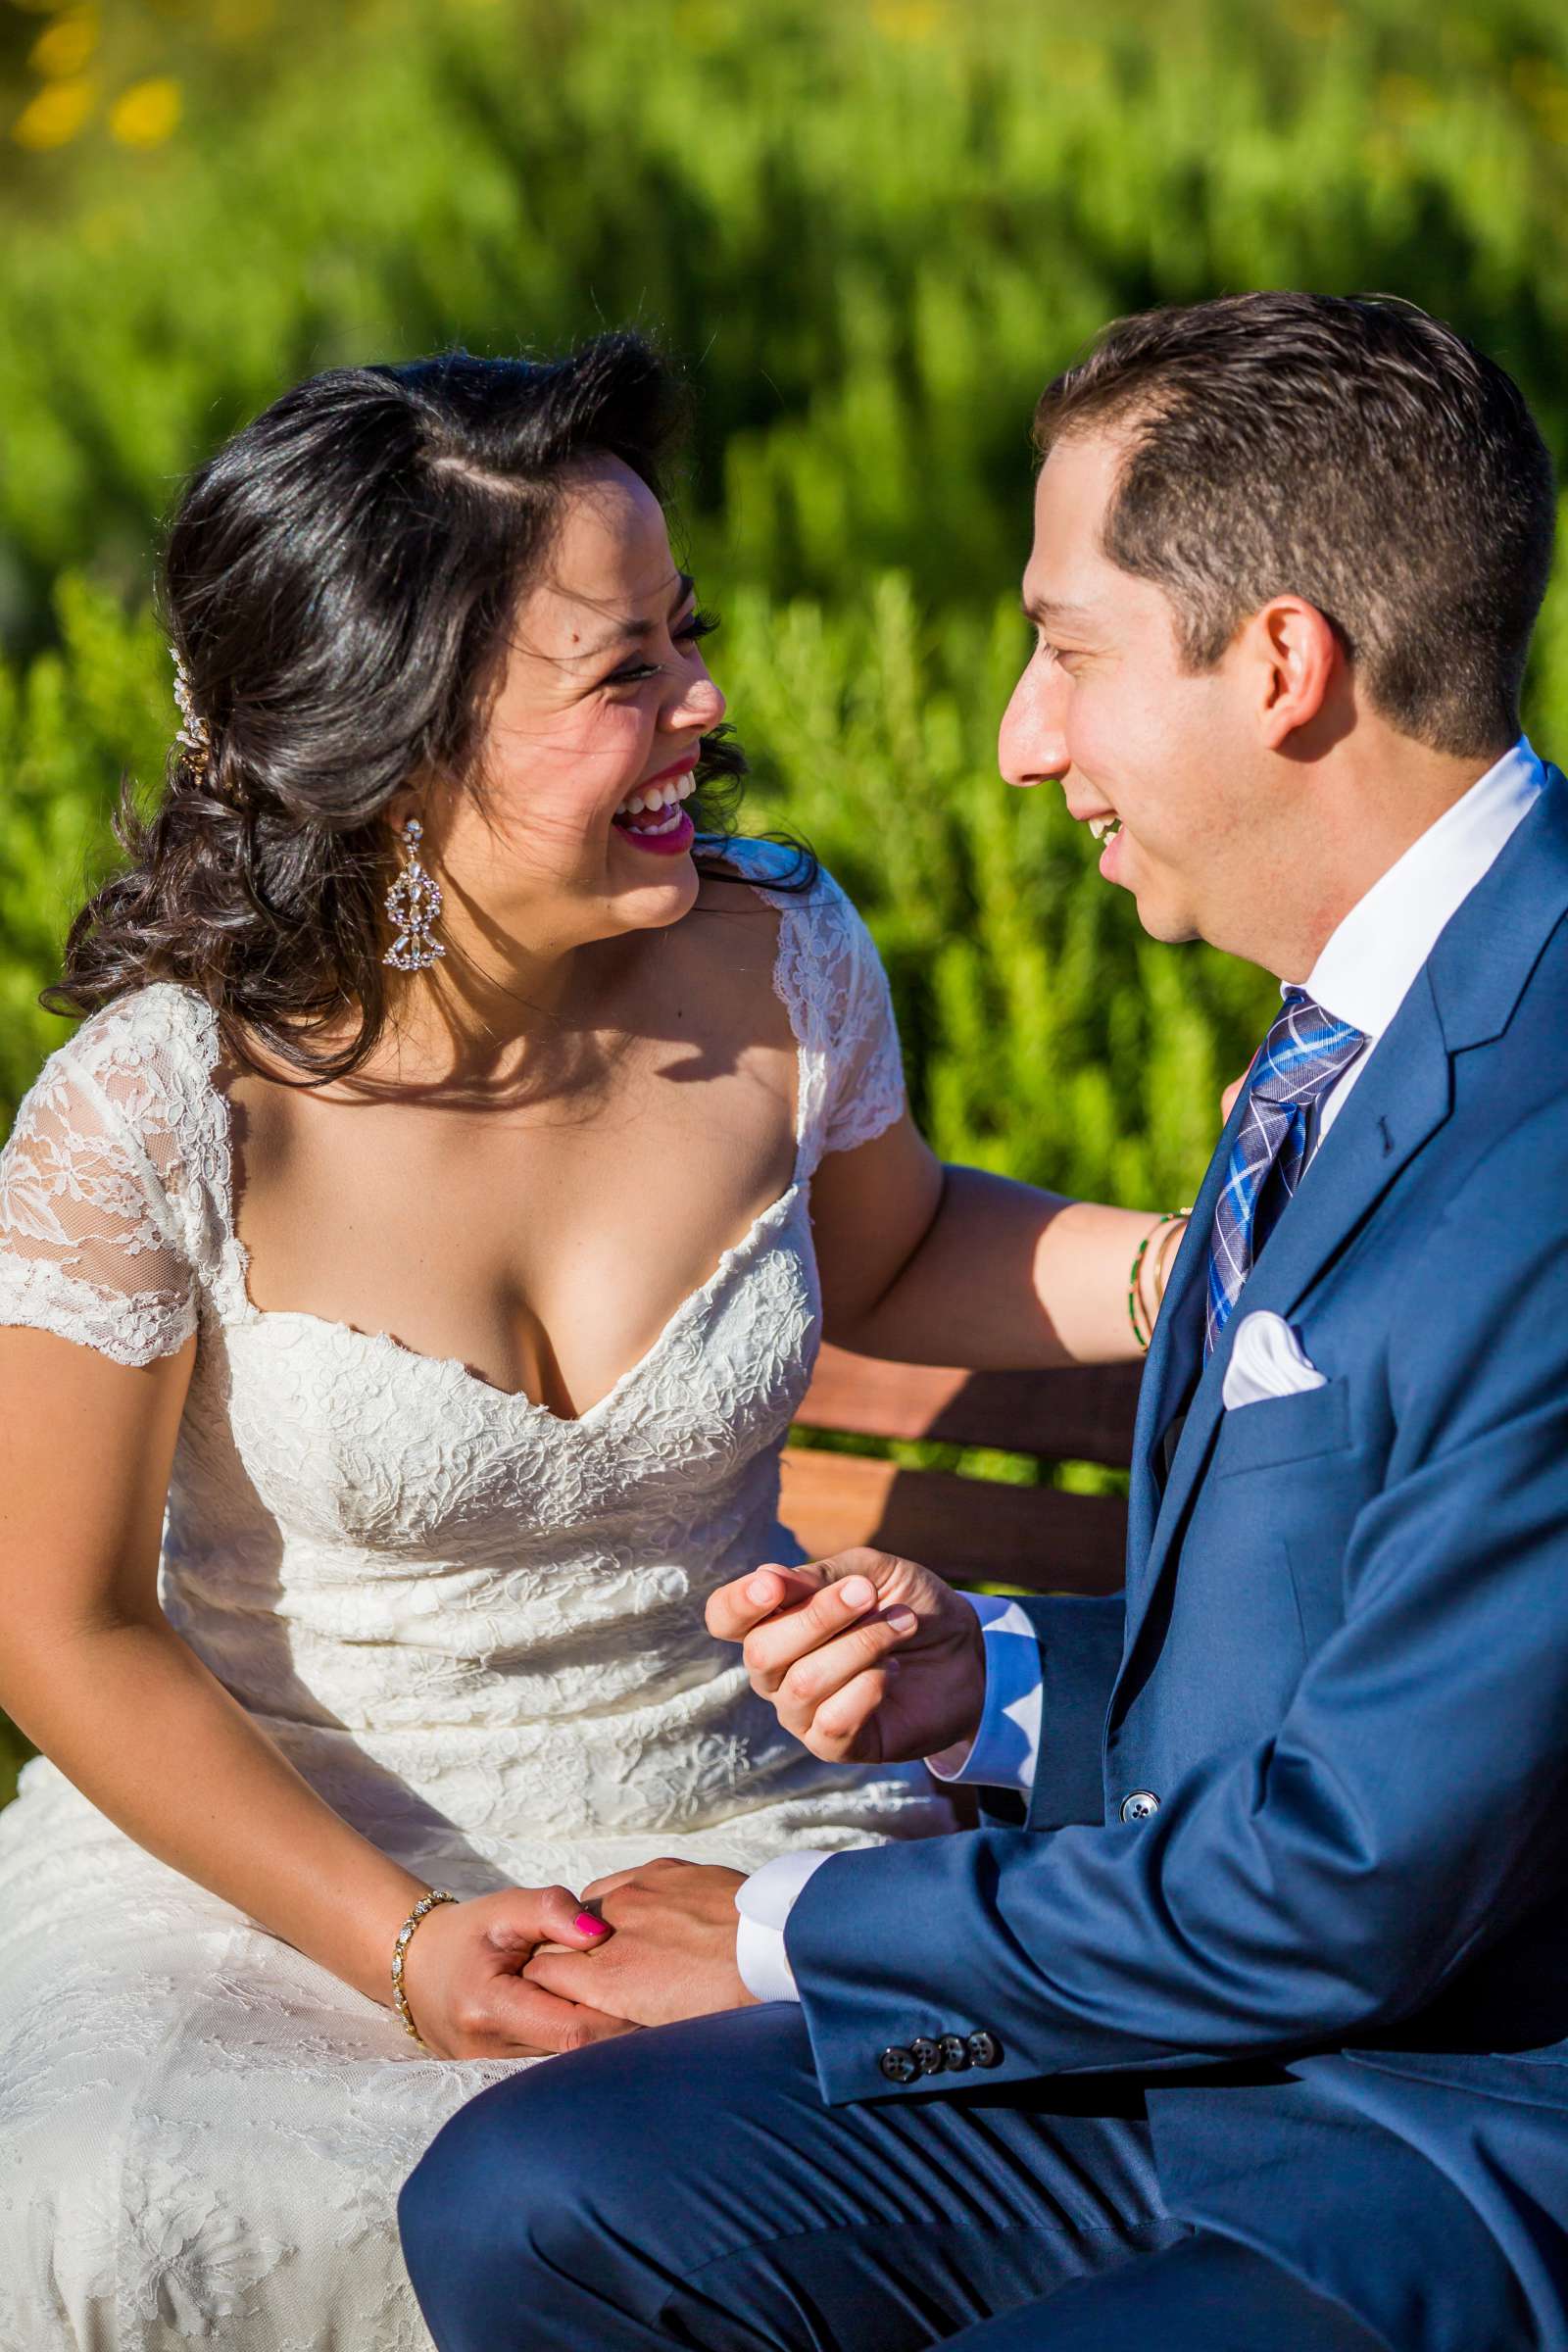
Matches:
[796,1348,1144,1469]
[778,1447,1127,1595]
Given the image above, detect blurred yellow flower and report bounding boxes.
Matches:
[29,9,98,80]
[12,74,94,150]
[109,77,182,149]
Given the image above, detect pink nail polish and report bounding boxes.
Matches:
[575,1912,609,1937]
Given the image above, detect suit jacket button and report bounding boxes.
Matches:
[909,2036,944,2075]
[1119,1789,1160,1824]
[965,2030,1003,2068]
[879,2045,920,2084]
[938,2034,970,2072]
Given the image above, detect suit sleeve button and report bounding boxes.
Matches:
[965,2030,1003,2068]
[908,2036,944,2075]
[938,2034,970,2072]
[879,2045,920,2084]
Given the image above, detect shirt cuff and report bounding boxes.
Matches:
[733,1849,834,2003]
[924,1592,1042,1794]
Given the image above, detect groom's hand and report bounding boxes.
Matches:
[522,1861,758,2028]
[707,1547,985,1764]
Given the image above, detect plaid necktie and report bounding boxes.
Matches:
[1204,989,1366,1354]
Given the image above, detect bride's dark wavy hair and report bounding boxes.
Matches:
[43,331,811,1083]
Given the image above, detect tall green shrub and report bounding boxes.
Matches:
[5,0,1568,635]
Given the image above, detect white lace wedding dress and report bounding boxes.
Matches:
[0,841,954,2351]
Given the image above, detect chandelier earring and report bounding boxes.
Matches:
[382,816,447,972]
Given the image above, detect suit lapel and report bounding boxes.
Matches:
[1117,764,1568,1697]
[1123,973,1451,1652]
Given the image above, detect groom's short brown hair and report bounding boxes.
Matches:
[1034,292,1554,760]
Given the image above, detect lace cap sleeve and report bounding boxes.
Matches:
[0,997,201,1367]
[817,879,906,1156]
[750,847,906,1168]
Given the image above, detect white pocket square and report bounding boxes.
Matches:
[1221,1310,1327,1410]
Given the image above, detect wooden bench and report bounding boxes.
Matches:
[781,1346,1144,1595]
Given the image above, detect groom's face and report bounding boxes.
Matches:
[1000,427,1258,948]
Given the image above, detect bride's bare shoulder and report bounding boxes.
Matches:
[672,842,808,1037]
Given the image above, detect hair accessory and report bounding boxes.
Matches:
[383,817,447,972]
[172,649,216,786]
[390,1886,459,2050]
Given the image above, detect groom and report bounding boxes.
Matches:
[400,293,1568,2350]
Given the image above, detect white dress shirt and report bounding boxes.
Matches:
[734,738,1548,2003]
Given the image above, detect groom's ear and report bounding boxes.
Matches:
[1248,597,1343,754]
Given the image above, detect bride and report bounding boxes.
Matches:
[0,332,1178,2349]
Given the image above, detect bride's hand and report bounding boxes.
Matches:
[707,1548,986,1764]
[396,1886,639,2059]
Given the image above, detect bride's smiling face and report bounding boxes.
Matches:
[405,454,726,959]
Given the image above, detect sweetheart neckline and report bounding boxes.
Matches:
[221,1177,808,1427]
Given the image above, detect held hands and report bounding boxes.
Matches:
[397,1885,638,2059]
[707,1546,985,1765]
[398,1550,990,2052]
[524,1859,757,2027]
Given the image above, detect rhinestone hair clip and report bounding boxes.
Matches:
[170,639,239,804]
[172,649,214,776]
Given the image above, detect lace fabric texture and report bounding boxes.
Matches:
[0,843,953,2350]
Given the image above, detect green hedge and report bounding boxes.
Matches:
[8,0,1568,635]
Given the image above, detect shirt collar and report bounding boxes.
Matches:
[1295,736,1546,1041]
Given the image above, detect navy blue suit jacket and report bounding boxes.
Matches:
[787,772,1568,2350]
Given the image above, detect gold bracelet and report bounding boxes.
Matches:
[391,1887,459,2050]
[1151,1211,1191,1305]
[1127,1209,1190,1350]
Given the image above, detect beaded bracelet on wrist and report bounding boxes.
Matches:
[1127,1209,1192,1351]
[391,1887,459,2050]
